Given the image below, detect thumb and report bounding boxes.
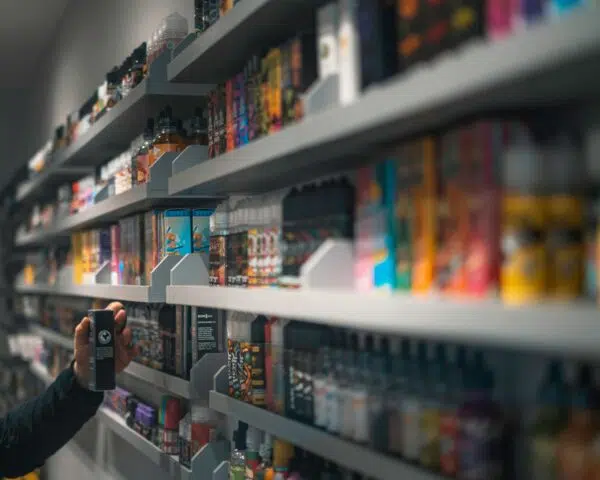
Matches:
[74,317,91,348]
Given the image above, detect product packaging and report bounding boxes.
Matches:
[88,309,116,391]
[164,209,192,256]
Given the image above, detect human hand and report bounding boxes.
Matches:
[73,301,138,388]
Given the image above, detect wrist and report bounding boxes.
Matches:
[72,360,88,389]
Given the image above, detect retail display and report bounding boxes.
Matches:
[2,1,599,480]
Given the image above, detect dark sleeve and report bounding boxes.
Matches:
[0,363,104,478]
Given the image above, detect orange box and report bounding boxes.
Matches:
[411,136,437,293]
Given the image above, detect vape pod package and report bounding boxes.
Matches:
[88,309,116,391]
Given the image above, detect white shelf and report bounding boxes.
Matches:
[120,362,190,399]
[30,324,74,350]
[169,8,600,196]
[209,391,440,480]
[30,361,54,386]
[97,407,191,479]
[167,286,600,358]
[15,282,167,303]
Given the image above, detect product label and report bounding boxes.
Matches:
[460,417,502,480]
[230,464,245,480]
[313,376,328,428]
[401,396,422,461]
[240,341,252,402]
[325,383,341,433]
[340,387,355,439]
[228,338,240,398]
[250,343,266,407]
[530,435,557,480]
[420,406,441,469]
[352,388,370,443]
[440,411,460,476]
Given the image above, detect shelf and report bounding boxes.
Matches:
[209,391,440,480]
[15,282,166,303]
[30,324,74,350]
[30,362,54,386]
[97,407,191,479]
[167,286,600,359]
[120,362,190,399]
[16,57,212,204]
[168,0,319,83]
[14,184,210,247]
[169,8,600,196]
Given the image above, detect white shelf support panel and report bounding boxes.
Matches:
[190,352,227,407]
[97,407,190,479]
[119,362,190,399]
[299,239,353,289]
[212,461,229,480]
[209,392,441,480]
[191,441,229,480]
[172,145,209,177]
[30,325,74,350]
[170,253,210,287]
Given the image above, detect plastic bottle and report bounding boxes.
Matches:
[439,345,464,477]
[458,351,504,480]
[313,340,332,429]
[368,337,390,452]
[340,332,359,440]
[529,361,568,480]
[351,334,372,444]
[152,106,185,161]
[135,118,155,185]
[557,364,598,479]
[161,13,189,53]
[245,426,262,478]
[387,339,410,456]
[325,329,345,435]
[400,341,424,462]
[230,423,247,480]
[254,433,273,480]
[189,107,208,146]
[420,344,443,470]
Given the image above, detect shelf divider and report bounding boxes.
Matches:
[212,461,229,480]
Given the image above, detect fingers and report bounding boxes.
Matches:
[74,317,91,347]
[105,301,124,314]
[114,309,127,333]
[121,327,133,348]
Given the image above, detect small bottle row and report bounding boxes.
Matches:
[225,314,600,479]
[229,421,371,480]
[103,389,222,469]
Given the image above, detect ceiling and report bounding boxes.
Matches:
[0,0,70,87]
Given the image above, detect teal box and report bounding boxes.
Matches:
[192,209,213,255]
[164,209,192,255]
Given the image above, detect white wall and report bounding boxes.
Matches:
[28,0,194,153]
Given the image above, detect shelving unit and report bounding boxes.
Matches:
[209,391,440,480]
[7,2,600,480]
[97,407,191,480]
[169,8,600,196]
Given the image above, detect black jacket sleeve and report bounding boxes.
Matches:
[0,363,104,478]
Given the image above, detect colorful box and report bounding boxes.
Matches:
[164,209,192,256]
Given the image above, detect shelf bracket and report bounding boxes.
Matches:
[299,239,354,290]
[170,253,210,286]
[172,145,209,176]
[190,352,227,406]
[191,440,229,480]
[212,461,229,480]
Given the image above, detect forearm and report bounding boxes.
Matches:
[0,363,104,478]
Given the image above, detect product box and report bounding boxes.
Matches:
[164,209,192,256]
[317,2,340,79]
[148,304,164,370]
[220,0,233,17]
[175,305,190,378]
[207,89,216,158]
[465,121,505,297]
[290,31,318,122]
[246,55,261,143]
[159,305,177,375]
[393,145,415,290]
[354,161,396,291]
[424,0,453,58]
[358,0,398,90]
[129,304,152,365]
[192,209,212,256]
[225,78,235,152]
[281,42,294,127]
[449,0,484,47]
[411,136,437,293]
[235,71,248,147]
[266,48,283,134]
[487,0,513,40]
[144,210,163,284]
[396,0,426,70]
[190,307,224,367]
[338,0,361,105]
[218,85,227,155]
[435,128,468,294]
[88,309,116,391]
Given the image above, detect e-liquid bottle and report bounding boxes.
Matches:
[230,423,247,480]
[326,329,345,435]
[313,339,332,429]
[400,340,424,462]
[340,332,359,440]
[420,344,443,470]
[245,426,262,478]
[439,345,464,477]
[352,334,372,444]
[369,337,391,451]
[388,339,410,456]
[254,433,273,480]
